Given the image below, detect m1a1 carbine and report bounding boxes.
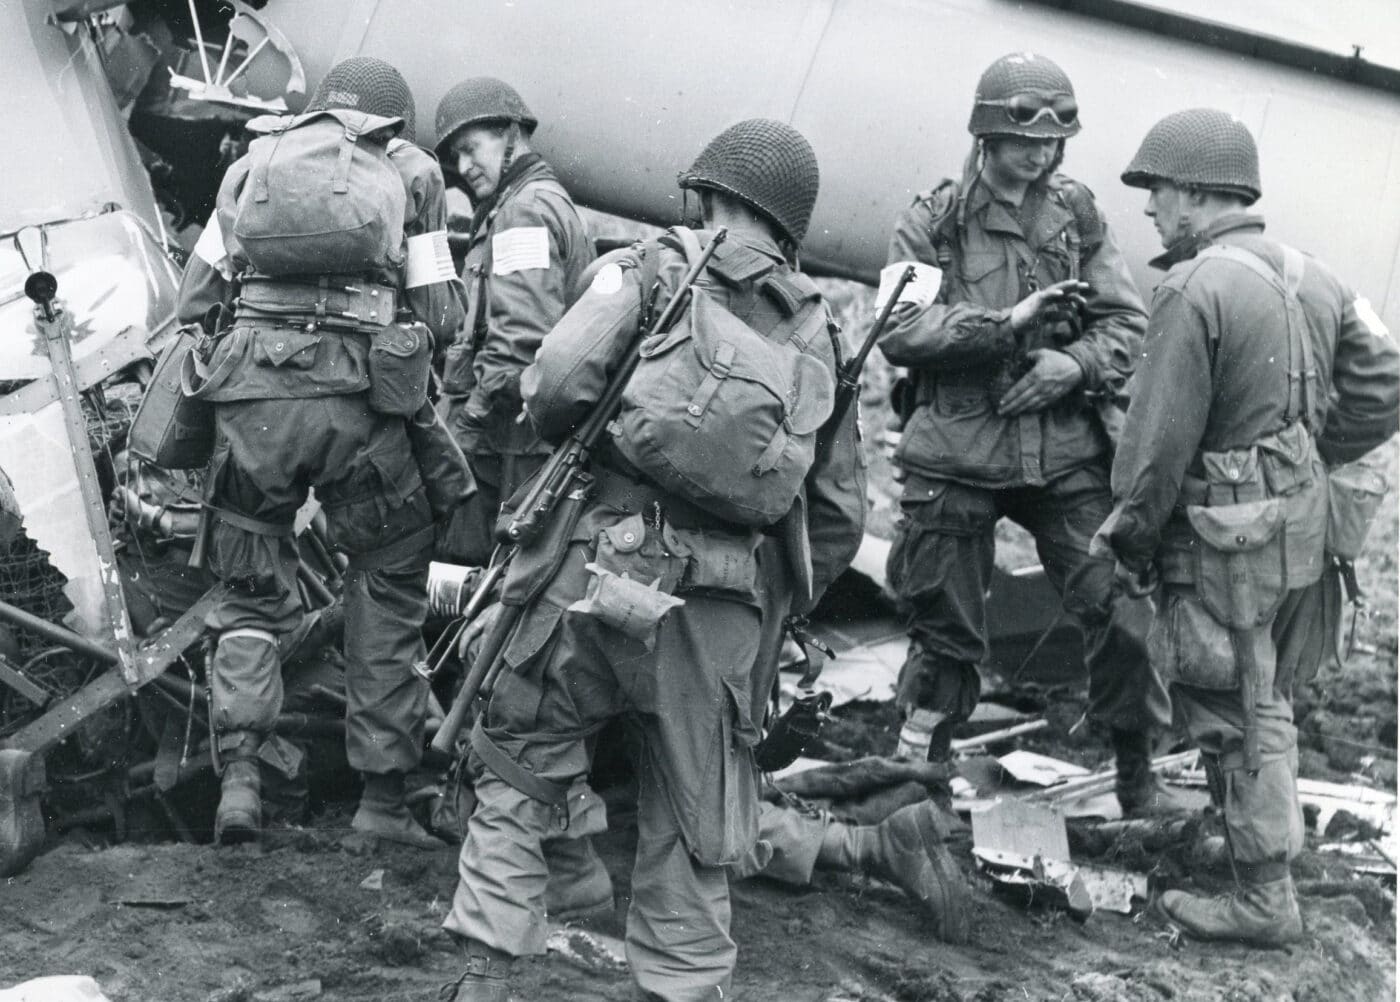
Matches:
[429,227,729,755]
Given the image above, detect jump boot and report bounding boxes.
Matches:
[544,835,615,921]
[1111,728,1174,817]
[441,940,513,1002]
[353,771,447,849]
[1157,864,1303,947]
[821,800,970,943]
[214,731,262,844]
[894,708,961,764]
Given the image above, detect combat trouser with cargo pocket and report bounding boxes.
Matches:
[885,466,1168,736]
[444,474,765,1002]
[204,394,434,776]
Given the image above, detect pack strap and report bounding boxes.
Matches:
[685,339,735,429]
[635,234,666,331]
[1199,243,1318,431]
[672,225,704,267]
[332,119,361,195]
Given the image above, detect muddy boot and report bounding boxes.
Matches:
[441,940,513,1002]
[352,772,447,849]
[1112,728,1174,817]
[825,801,971,944]
[214,734,262,845]
[1156,870,1303,947]
[545,836,614,921]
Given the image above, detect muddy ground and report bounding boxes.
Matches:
[1,280,1396,1001]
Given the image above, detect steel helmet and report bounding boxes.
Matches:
[968,52,1081,140]
[307,56,415,142]
[678,118,820,245]
[434,77,538,160]
[1121,108,1261,205]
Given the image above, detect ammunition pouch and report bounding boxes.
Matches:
[367,321,432,416]
[1187,498,1287,630]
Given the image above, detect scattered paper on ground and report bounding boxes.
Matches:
[997,750,1091,787]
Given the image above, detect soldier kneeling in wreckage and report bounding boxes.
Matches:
[438,119,969,1002]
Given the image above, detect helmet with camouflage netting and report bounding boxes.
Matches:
[677,118,820,245]
[307,56,415,142]
[1121,108,1261,205]
[434,77,538,161]
[968,52,1081,140]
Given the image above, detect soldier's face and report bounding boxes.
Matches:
[982,136,1059,185]
[1144,182,1189,249]
[450,126,509,200]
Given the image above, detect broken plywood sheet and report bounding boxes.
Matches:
[971,847,1094,919]
[971,798,1070,861]
[970,799,1146,917]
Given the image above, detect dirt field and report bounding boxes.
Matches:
[1,272,1395,1001]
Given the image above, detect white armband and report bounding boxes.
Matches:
[1353,297,1391,340]
[192,213,231,281]
[491,226,550,275]
[404,230,457,288]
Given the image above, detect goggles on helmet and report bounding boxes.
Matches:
[976,92,1078,129]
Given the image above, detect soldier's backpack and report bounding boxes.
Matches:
[231,109,407,276]
[613,228,836,527]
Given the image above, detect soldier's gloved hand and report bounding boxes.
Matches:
[1009,279,1089,333]
[996,348,1084,415]
[1113,560,1158,599]
[456,601,503,663]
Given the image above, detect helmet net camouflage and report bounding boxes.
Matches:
[1121,108,1261,204]
[968,52,1080,140]
[678,118,820,245]
[308,57,415,142]
[433,77,538,159]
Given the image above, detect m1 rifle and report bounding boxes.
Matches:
[429,227,729,755]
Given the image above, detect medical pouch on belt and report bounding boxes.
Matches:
[569,513,685,649]
[232,109,407,276]
[613,253,835,527]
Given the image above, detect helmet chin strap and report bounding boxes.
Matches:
[498,121,520,190]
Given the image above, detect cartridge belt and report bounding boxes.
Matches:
[236,275,398,329]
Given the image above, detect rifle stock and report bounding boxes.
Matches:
[429,227,729,756]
